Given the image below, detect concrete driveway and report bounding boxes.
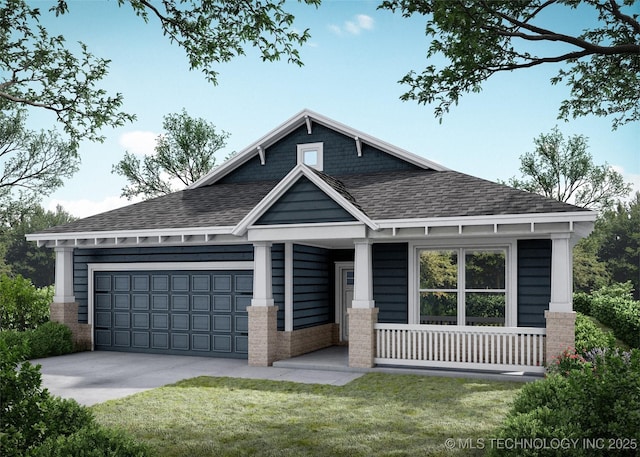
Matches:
[33,351,363,406]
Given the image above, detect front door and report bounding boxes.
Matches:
[335,262,354,342]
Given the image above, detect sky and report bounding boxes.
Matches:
[25,0,640,218]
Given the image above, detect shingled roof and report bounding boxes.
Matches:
[340,169,587,220]
[37,168,588,236]
[37,180,278,234]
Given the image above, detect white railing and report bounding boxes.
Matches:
[375,324,546,373]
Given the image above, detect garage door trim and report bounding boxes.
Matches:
[87,261,254,349]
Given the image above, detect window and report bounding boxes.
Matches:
[419,248,506,326]
[297,142,323,170]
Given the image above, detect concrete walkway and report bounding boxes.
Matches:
[34,347,541,407]
[33,351,363,406]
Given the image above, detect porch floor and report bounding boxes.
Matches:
[273,346,544,383]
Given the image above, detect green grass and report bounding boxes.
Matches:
[91,373,522,457]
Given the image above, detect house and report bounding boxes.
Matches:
[27,110,596,373]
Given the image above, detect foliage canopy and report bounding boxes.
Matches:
[1,0,319,143]
[112,109,230,200]
[506,127,631,211]
[379,0,640,130]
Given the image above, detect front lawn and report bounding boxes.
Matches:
[91,373,522,457]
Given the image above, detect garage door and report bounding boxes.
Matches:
[93,270,252,358]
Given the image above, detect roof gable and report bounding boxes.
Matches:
[232,165,378,236]
[190,109,448,188]
[256,176,357,225]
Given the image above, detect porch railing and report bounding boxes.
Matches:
[375,324,546,373]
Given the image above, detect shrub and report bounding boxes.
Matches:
[30,425,150,457]
[0,322,74,360]
[0,341,148,457]
[572,291,592,315]
[574,313,615,353]
[590,282,640,348]
[29,321,73,359]
[0,329,30,353]
[491,348,640,457]
[546,347,587,376]
[0,274,52,331]
[0,342,91,456]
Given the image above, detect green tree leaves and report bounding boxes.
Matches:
[0,108,80,212]
[379,0,640,129]
[506,127,631,211]
[112,109,231,200]
[0,0,134,144]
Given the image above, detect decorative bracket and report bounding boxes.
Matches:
[305,116,312,134]
[355,136,362,157]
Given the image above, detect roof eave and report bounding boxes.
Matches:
[25,226,238,248]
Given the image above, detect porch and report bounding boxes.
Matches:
[273,345,544,382]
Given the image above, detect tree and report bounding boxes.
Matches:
[1,0,319,142]
[379,0,640,130]
[0,204,75,287]
[113,109,230,200]
[1,0,134,144]
[594,192,640,299]
[573,237,611,293]
[505,127,631,211]
[0,108,79,211]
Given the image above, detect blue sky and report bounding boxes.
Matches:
[28,0,639,218]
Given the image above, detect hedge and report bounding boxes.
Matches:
[0,321,73,359]
[589,283,640,348]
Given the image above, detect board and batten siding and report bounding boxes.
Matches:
[219,124,420,184]
[373,243,409,324]
[73,245,254,324]
[517,239,552,328]
[292,244,331,330]
[256,177,356,225]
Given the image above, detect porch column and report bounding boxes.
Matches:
[545,233,576,364]
[51,247,91,350]
[53,247,75,303]
[348,239,378,368]
[248,242,278,366]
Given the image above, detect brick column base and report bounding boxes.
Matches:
[248,306,279,366]
[49,302,92,350]
[348,307,379,368]
[545,310,576,365]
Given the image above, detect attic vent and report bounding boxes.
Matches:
[297,142,323,171]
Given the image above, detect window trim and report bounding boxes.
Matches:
[409,239,517,327]
[297,142,324,170]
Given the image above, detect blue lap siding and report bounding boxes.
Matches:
[517,239,552,327]
[219,124,420,184]
[373,243,409,324]
[292,244,331,330]
[256,177,356,225]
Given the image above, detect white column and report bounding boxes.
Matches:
[549,233,573,312]
[284,242,294,331]
[53,247,75,303]
[251,242,274,307]
[352,239,375,309]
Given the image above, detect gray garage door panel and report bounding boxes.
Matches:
[94,270,252,358]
